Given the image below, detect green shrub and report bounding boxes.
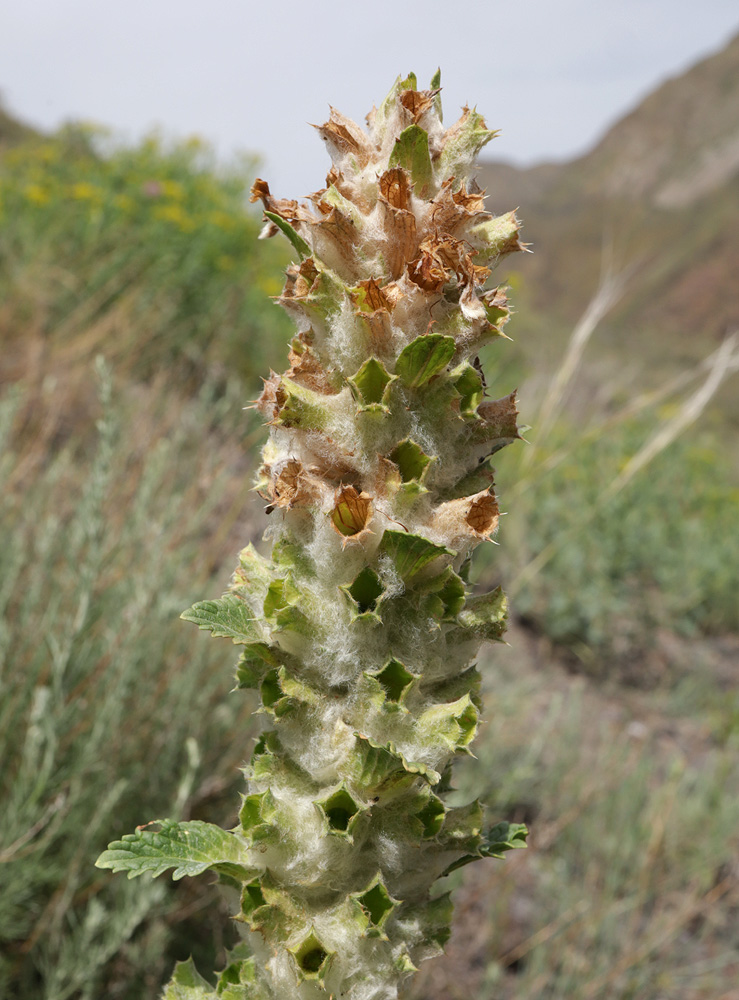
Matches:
[0,368,259,999]
[0,127,291,384]
[409,650,739,999]
[491,420,739,669]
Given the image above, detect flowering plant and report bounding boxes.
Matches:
[97,72,527,1000]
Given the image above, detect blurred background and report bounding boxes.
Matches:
[1,3,738,998]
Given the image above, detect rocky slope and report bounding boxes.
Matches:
[478,32,739,383]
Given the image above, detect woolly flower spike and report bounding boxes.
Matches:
[96,72,528,1000]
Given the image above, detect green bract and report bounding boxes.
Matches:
[97,72,528,1000]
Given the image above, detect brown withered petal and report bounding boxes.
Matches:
[399,89,436,123]
[453,183,487,214]
[477,391,520,443]
[270,458,303,507]
[407,232,479,293]
[380,282,404,310]
[425,488,499,547]
[407,251,447,293]
[287,348,338,395]
[465,491,500,536]
[305,446,358,484]
[280,259,321,304]
[269,459,323,509]
[460,284,487,323]
[428,178,491,236]
[379,167,412,212]
[356,278,392,313]
[376,198,418,281]
[433,235,479,284]
[249,177,313,225]
[249,178,271,205]
[330,486,373,539]
[312,198,334,217]
[359,310,393,353]
[428,178,464,234]
[481,286,509,311]
[315,108,374,168]
[255,372,286,422]
[373,455,402,499]
[311,208,359,264]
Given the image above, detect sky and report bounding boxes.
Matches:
[1,0,738,197]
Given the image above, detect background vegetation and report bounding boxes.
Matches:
[1,70,737,1000]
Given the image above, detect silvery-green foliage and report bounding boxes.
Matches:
[97,73,528,1000]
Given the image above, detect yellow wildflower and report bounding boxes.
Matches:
[24,184,50,205]
[153,202,195,231]
[71,182,102,203]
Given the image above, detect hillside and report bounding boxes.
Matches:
[479,31,739,405]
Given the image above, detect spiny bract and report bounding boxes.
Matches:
[97,71,528,1000]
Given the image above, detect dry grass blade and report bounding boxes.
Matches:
[509,329,738,598]
[601,331,739,501]
[520,257,628,472]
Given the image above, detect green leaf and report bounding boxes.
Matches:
[389,125,433,198]
[430,68,443,121]
[436,568,467,618]
[181,595,260,645]
[417,693,478,751]
[380,530,453,582]
[275,378,329,431]
[467,211,521,264]
[321,184,362,227]
[437,799,484,851]
[234,544,273,591]
[457,586,508,641]
[163,958,217,999]
[396,334,455,388]
[441,820,528,876]
[263,211,312,259]
[415,791,446,838]
[348,357,396,407]
[351,874,399,937]
[316,785,366,839]
[481,820,529,857]
[262,574,301,620]
[370,657,416,703]
[406,892,454,953]
[239,790,280,844]
[342,565,385,620]
[216,950,264,998]
[234,642,292,690]
[288,930,335,983]
[273,603,311,638]
[349,734,440,796]
[375,73,418,137]
[389,438,432,483]
[453,363,484,416]
[96,820,253,881]
[438,108,497,181]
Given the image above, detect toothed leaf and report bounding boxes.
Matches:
[96,820,254,881]
[181,595,260,645]
[396,334,456,388]
[162,958,217,999]
[441,820,528,875]
[457,586,508,641]
[381,530,453,582]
